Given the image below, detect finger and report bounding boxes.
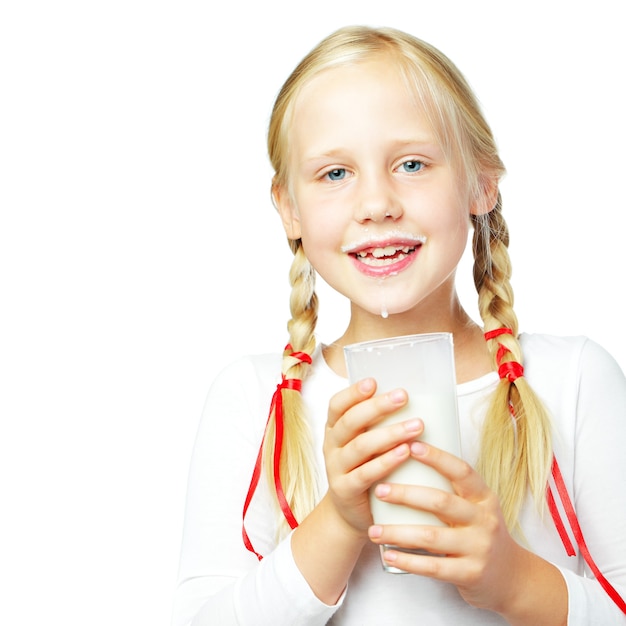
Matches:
[372,482,474,526]
[368,521,465,558]
[346,442,413,494]
[327,378,377,429]
[339,417,424,473]
[328,386,410,445]
[410,441,489,500]
[377,547,468,583]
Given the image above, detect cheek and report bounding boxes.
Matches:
[423,191,470,237]
[423,193,471,264]
[298,202,344,244]
[299,222,339,266]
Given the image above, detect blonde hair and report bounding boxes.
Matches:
[265,25,552,537]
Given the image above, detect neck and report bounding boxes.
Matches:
[323,296,493,383]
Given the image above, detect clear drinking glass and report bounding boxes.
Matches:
[344,333,461,573]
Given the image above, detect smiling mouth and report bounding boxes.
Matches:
[341,233,427,270]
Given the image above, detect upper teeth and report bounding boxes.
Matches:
[357,246,413,258]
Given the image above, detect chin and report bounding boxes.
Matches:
[360,301,416,320]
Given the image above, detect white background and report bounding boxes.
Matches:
[1,1,624,624]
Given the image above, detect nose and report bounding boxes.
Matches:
[354,172,403,223]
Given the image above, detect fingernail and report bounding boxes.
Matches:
[383,550,398,562]
[405,418,423,433]
[358,378,375,393]
[375,483,391,497]
[368,525,383,538]
[394,443,409,457]
[411,441,427,456]
[389,389,406,404]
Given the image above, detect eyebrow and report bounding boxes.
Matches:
[301,150,346,166]
[301,139,443,165]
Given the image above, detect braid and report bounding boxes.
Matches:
[262,241,320,537]
[472,196,552,534]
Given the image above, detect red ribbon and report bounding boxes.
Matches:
[507,390,625,614]
[548,457,626,613]
[242,346,311,560]
[484,328,513,341]
[272,377,301,530]
[498,361,524,382]
[484,328,524,382]
[285,346,313,368]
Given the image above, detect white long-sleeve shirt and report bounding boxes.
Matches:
[172,333,626,624]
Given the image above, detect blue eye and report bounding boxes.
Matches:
[326,168,346,181]
[401,160,424,173]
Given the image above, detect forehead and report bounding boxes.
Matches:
[289,60,436,153]
[293,59,413,116]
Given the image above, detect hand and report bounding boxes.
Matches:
[292,379,426,605]
[322,378,425,536]
[367,441,524,614]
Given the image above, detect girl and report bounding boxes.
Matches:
[172,26,626,625]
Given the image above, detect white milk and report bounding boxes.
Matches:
[368,391,460,527]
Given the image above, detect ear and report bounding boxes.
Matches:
[470,175,499,216]
[273,182,302,240]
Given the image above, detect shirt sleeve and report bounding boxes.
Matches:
[171,356,342,626]
[562,338,626,624]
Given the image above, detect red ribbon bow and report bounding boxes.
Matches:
[484,328,524,382]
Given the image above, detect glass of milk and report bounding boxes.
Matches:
[344,332,461,573]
